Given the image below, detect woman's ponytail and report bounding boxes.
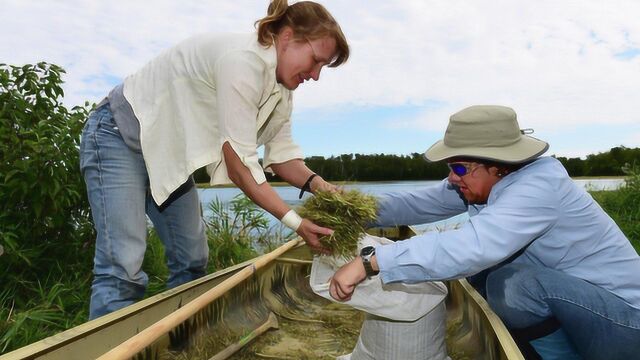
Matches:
[255,0,289,46]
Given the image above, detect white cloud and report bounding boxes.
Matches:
[2,0,639,148]
[308,0,640,134]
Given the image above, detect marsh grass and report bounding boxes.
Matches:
[0,273,91,353]
[591,163,640,254]
[205,195,295,273]
[0,195,290,353]
[143,229,170,296]
[297,190,378,259]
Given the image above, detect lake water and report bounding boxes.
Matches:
[198,178,625,232]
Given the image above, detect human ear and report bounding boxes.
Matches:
[493,166,509,178]
[488,166,502,177]
[278,26,294,45]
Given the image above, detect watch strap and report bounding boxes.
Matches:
[298,174,318,199]
[362,258,378,278]
[360,246,379,278]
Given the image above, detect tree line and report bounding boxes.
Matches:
[194,147,640,183]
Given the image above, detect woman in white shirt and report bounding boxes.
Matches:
[80,0,349,319]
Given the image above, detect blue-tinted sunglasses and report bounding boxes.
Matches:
[447,162,483,177]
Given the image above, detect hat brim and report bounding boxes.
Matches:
[424,135,549,164]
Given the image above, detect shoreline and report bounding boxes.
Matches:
[196,176,626,189]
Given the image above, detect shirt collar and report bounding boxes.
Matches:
[249,33,278,73]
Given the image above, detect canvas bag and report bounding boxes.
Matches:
[337,303,450,360]
[310,234,447,321]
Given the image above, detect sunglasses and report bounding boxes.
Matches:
[447,162,483,177]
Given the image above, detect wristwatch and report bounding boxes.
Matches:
[360,246,379,278]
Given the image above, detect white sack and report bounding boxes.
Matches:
[310,234,447,321]
[348,302,450,360]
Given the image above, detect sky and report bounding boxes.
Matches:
[2,0,639,159]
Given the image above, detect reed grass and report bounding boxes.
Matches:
[591,163,640,254]
[297,190,378,259]
[0,195,289,353]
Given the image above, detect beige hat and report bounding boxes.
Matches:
[424,105,549,164]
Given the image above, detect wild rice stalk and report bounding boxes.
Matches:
[297,190,378,259]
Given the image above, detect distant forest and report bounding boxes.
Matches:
[194,146,640,183]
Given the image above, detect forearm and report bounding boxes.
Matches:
[270,159,337,195]
[269,159,316,189]
[223,142,290,219]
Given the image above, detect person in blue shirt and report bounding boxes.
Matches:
[329,105,640,360]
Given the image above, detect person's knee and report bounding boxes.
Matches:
[486,264,528,308]
[117,254,148,282]
[175,236,208,268]
[486,264,551,328]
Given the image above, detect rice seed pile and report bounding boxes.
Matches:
[297,190,378,258]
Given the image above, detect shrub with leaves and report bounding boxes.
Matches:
[0,62,93,268]
[0,62,93,352]
[297,190,378,259]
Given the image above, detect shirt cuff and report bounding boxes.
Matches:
[375,240,436,284]
[209,138,267,185]
[263,142,303,174]
[375,243,398,284]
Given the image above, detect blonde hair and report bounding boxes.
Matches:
[255,0,349,67]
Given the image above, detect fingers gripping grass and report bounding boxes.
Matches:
[297,190,378,259]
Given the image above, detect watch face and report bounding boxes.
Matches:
[360,246,375,257]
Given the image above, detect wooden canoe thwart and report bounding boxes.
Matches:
[1,226,524,360]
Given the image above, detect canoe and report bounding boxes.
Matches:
[1,226,524,360]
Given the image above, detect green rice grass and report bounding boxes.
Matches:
[297,190,378,259]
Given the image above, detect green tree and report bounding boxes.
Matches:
[581,146,640,176]
[0,63,93,352]
[556,156,586,177]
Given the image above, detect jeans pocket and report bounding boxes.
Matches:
[96,108,122,137]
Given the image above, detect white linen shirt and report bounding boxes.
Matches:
[123,33,302,205]
[374,157,640,310]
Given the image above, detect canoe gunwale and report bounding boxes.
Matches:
[0,255,264,360]
[448,278,525,360]
[1,227,525,360]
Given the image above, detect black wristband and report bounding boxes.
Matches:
[298,173,318,199]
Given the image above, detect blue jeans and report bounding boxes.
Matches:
[485,263,640,360]
[80,104,208,320]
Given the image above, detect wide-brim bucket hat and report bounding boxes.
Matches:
[424,105,549,163]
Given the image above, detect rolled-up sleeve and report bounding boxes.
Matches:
[214,50,267,184]
[262,92,302,172]
[376,181,559,283]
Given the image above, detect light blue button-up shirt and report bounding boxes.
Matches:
[374,157,640,310]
